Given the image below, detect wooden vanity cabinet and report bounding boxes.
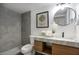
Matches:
[33,40,52,54]
[34,40,43,52]
[52,43,79,55]
[33,40,79,55]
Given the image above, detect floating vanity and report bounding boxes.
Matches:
[30,35,79,55]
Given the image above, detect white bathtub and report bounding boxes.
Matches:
[0,46,20,55]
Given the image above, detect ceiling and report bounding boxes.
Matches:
[2,3,56,14]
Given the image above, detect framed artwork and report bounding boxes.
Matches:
[36,11,49,28]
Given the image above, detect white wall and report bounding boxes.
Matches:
[31,5,55,35]
[31,4,76,39]
[75,4,79,39]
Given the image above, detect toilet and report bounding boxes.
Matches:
[21,44,33,55]
[21,38,34,55]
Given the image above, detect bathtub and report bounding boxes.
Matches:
[0,46,20,55]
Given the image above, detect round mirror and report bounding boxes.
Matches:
[54,5,76,26]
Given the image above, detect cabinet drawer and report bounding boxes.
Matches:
[52,44,79,55]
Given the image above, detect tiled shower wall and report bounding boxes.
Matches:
[21,11,31,45]
[0,5,21,52]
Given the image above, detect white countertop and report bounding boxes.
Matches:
[30,35,79,42]
[30,35,79,48]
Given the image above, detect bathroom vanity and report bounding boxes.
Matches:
[30,4,79,55]
[30,35,79,55]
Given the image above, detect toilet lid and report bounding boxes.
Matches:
[22,44,32,50]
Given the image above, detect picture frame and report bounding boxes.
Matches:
[36,11,49,28]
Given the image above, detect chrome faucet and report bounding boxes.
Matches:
[62,32,64,38]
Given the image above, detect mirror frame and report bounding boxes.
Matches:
[53,5,77,26]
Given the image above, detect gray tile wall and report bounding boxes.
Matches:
[21,11,31,45]
[0,5,21,52]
